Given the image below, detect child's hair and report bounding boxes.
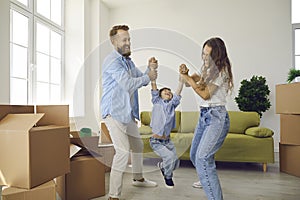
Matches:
[159,87,171,97]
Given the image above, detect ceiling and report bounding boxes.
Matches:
[101,0,161,9]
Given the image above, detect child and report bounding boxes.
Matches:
[148,57,184,188]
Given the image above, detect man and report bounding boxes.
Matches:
[101,25,158,200]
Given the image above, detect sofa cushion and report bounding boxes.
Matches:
[215,133,274,163]
[140,111,152,126]
[228,111,260,134]
[180,112,199,133]
[140,111,181,132]
[245,127,274,138]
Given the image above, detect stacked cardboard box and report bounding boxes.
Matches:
[57,132,111,200]
[0,105,70,200]
[276,82,300,177]
[56,150,105,200]
[1,180,56,200]
[70,129,114,172]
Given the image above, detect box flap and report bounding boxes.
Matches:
[0,114,44,131]
[70,136,103,157]
[36,105,69,126]
[0,105,34,121]
[70,144,82,158]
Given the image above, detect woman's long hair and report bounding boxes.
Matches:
[202,37,234,92]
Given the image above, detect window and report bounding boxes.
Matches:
[292,0,300,70]
[10,0,64,105]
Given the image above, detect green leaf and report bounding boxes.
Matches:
[287,68,300,83]
[234,75,271,117]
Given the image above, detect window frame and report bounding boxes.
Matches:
[10,0,65,105]
[10,3,33,104]
[292,23,300,70]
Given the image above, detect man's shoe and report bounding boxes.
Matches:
[108,197,119,200]
[192,181,203,188]
[157,162,164,176]
[132,178,158,187]
[164,178,174,189]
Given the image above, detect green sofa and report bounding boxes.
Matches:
[139,111,274,172]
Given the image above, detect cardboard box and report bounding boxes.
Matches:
[56,155,105,200]
[276,82,300,114]
[280,114,300,145]
[279,143,300,178]
[100,122,112,143]
[55,145,87,200]
[36,105,69,126]
[70,133,114,172]
[1,180,56,200]
[0,105,34,120]
[0,105,70,189]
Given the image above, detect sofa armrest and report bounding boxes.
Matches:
[245,127,274,138]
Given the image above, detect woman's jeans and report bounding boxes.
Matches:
[190,106,230,200]
[150,137,180,179]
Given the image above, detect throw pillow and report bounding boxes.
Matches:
[245,127,274,138]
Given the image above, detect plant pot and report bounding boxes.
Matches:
[295,76,300,82]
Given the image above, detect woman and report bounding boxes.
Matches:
[180,37,233,200]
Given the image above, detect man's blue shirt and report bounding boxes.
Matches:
[101,50,150,123]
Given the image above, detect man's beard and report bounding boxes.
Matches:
[118,46,131,57]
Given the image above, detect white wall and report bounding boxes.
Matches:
[65,0,85,118]
[100,1,110,42]
[100,0,292,151]
[0,0,10,104]
[65,0,109,133]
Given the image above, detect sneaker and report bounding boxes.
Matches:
[164,178,174,189]
[192,181,203,188]
[132,178,158,187]
[157,162,164,176]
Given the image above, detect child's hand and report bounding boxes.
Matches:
[179,64,189,75]
[148,57,158,70]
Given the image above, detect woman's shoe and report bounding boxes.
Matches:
[192,181,202,188]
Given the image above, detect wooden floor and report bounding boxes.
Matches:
[94,154,300,200]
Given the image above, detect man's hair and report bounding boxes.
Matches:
[109,25,129,38]
[159,87,171,97]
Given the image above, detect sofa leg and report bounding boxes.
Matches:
[262,163,267,172]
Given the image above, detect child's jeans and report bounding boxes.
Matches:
[150,137,180,179]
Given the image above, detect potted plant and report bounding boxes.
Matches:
[287,68,300,83]
[235,75,271,117]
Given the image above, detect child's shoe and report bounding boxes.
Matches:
[164,178,174,189]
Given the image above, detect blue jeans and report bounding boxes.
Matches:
[190,106,230,200]
[150,137,180,179]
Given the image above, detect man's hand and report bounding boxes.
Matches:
[179,64,189,75]
[148,57,158,70]
[148,69,157,81]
